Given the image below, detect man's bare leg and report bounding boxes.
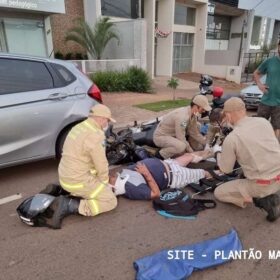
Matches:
[173,153,194,166]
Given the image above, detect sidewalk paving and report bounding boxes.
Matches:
[102,74,245,128]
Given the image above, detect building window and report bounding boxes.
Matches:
[101,0,139,19]
[250,16,262,47]
[173,32,194,74]
[0,20,7,52]
[174,3,196,26]
[207,14,231,40]
[2,18,47,57]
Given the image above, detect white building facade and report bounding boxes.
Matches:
[0,0,65,57]
[83,0,209,79]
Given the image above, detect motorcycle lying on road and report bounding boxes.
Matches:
[105,124,152,165]
[105,111,232,168]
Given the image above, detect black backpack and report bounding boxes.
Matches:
[153,189,216,216]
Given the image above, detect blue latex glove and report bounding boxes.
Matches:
[200,124,209,135]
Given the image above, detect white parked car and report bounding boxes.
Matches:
[240,76,266,109]
[0,53,102,168]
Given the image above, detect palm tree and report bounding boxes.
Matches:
[65,17,120,60]
[167,77,179,101]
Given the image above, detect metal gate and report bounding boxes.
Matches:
[241,51,277,83]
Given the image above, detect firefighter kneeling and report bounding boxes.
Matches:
[213,97,280,222]
[45,104,117,229]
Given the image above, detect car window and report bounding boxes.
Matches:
[51,63,76,85]
[0,58,54,94]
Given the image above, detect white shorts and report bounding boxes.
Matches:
[164,159,205,189]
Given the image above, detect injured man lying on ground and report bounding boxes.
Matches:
[109,153,213,200]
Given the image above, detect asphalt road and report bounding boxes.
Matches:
[0,159,280,280]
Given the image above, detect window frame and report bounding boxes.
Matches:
[206,14,231,41]
[50,63,77,87]
[101,0,139,19]
[174,3,196,26]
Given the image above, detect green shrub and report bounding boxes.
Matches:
[74,52,84,60]
[125,66,152,93]
[90,67,152,93]
[65,52,73,60]
[91,71,126,92]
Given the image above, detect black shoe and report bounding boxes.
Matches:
[253,194,280,222]
[40,183,69,196]
[49,196,80,229]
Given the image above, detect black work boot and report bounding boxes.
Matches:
[253,194,280,222]
[49,196,80,229]
[40,183,69,196]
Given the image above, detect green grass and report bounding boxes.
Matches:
[134,99,191,112]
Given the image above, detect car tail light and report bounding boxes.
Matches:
[88,84,102,103]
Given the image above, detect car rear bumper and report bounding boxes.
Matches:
[242,97,261,108]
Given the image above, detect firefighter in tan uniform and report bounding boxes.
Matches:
[153,95,212,159]
[49,104,117,229]
[214,97,280,222]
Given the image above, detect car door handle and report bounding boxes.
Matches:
[48,93,68,100]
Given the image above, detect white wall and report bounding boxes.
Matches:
[192,2,207,73]
[144,0,155,78]
[228,13,246,51]
[206,39,228,50]
[205,50,239,65]
[83,0,101,27]
[101,20,146,61]
[44,16,54,58]
[156,0,175,76]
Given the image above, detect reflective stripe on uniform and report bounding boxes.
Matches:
[88,181,108,215]
[59,180,84,190]
[90,182,107,199]
[83,120,99,132]
[89,200,99,215]
[90,169,97,175]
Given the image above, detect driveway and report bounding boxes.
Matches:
[102,74,247,128]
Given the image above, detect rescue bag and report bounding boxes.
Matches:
[153,189,216,216]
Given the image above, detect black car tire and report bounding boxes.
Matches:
[56,127,71,160]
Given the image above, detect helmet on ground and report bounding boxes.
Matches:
[17,194,55,227]
[200,75,213,86]
[213,87,224,98]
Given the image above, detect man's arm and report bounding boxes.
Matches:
[253,59,268,94]
[135,163,160,199]
[187,118,207,146]
[175,118,194,152]
[216,136,236,174]
[86,133,109,183]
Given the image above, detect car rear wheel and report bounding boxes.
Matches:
[56,127,71,160]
